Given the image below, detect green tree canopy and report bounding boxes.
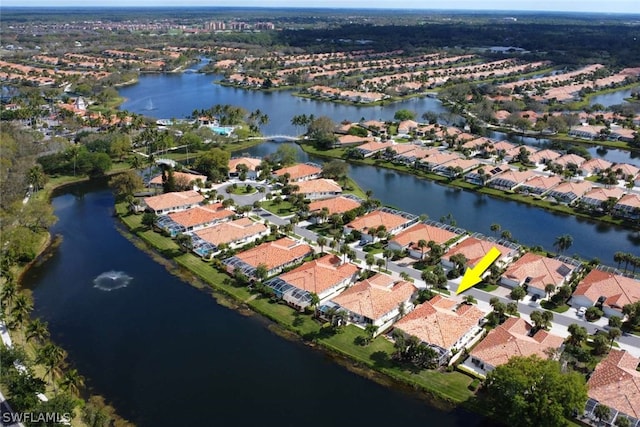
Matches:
[485,355,588,427]
[394,109,416,121]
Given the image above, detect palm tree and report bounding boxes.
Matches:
[26,318,50,345]
[36,343,66,394]
[544,284,556,299]
[1,280,17,314]
[365,253,375,271]
[316,236,327,255]
[383,249,393,270]
[308,293,320,314]
[60,368,85,397]
[463,295,477,305]
[417,239,428,260]
[553,234,573,255]
[376,258,385,272]
[11,292,33,337]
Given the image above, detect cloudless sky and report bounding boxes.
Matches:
[1,0,638,14]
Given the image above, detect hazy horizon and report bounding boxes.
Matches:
[1,1,638,14]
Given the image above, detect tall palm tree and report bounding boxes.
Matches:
[417,239,428,260]
[60,368,85,397]
[11,292,33,336]
[553,234,573,255]
[36,343,66,394]
[26,318,50,345]
[316,236,327,255]
[383,249,393,270]
[1,280,17,315]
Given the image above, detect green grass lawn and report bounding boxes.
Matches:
[227,185,257,195]
[476,282,499,292]
[260,199,295,215]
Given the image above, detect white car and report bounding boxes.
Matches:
[577,307,587,317]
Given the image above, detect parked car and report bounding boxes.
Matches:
[577,306,587,317]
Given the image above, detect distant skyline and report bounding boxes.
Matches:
[1,0,639,14]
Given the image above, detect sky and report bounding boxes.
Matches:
[1,0,639,14]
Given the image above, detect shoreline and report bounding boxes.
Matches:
[112,202,484,417]
[299,143,640,233]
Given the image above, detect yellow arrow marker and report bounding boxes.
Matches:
[455,247,502,294]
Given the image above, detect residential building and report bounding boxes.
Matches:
[149,171,207,190]
[614,163,640,181]
[194,218,268,251]
[228,157,262,179]
[529,149,562,165]
[613,193,640,219]
[165,204,234,233]
[293,178,342,200]
[265,254,359,310]
[419,152,460,171]
[432,158,481,178]
[387,222,461,259]
[327,273,417,334]
[552,153,587,169]
[572,269,640,317]
[222,237,313,278]
[584,350,640,425]
[546,181,593,204]
[308,195,362,221]
[580,158,613,177]
[273,163,322,182]
[517,175,562,195]
[500,252,578,297]
[143,190,204,215]
[441,237,517,269]
[467,317,565,377]
[394,295,484,365]
[580,187,625,209]
[487,169,537,191]
[355,141,394,158]
[344,208,418,243]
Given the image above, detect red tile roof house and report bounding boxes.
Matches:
[580,187,625,210]
[487,169,537,191]
[571,269,640,318]
[545,180,593,204]
[194,218,269,256]
[393,295,485,366]
[222,237,313,279]
[517,174,563,196]
[307,195,362,224]
[143,190,205,215]
[529,149,562,166]
[465,317,565,378]
[584,350,640,425]
[500,252,579,298]
[344,208,419,244]
[387,222,461,259]
[355,140,395,158]
[273,163,322,182]
[551,153,587,169]
[579,158,613,177]
[326,273,417,335]
[264,254,360,311]
[228,157,262,180]
[461,137,494,157]
[293,178,343,200]
[418,151,460,171]
[504,145,538,163]
[432,158,482,179]
[397,119,420,136]
[165,204,234,233]
[614,163,640,181]
[613,193,640,220]
[335,134,374,147]
[441,237,518,271]
[148,171,208,191]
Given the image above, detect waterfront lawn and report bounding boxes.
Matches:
[248,297,320,337]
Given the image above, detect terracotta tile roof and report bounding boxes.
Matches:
[144,190,204,212]
[274,163,322,181]
[553,154,587,167]
[587,350,640,418]
[581,158,613,174]
[346,210,412,234]
[337,134,374,145]
[519,175,562,191]
[390,223,459,250]
[421,152,460,167]
[357,141,394,153]
[582,187,625,203]
[228,157,262,173]
[470,317,564,368]
[233,237,313,271]
[168,204,234,228]
[195,218,267,246]
[502,253,574,291]
[294,179,342,195]
[462,137,493,150]
[308,196,361,216]
[331,273,416,321]
[491,141,516,152]
[529,149,562,164]
[149,171,207,186]
[488,169,537,187]
[573,269,640,309]
[616,193,640,209]
[277,254,359,295]
[438,158,481,171]
[394,295,484,349]
[614,163,640,178]
[443,237,513,266]
[548,181,592,198]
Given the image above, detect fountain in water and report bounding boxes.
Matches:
[93,271,133,292]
